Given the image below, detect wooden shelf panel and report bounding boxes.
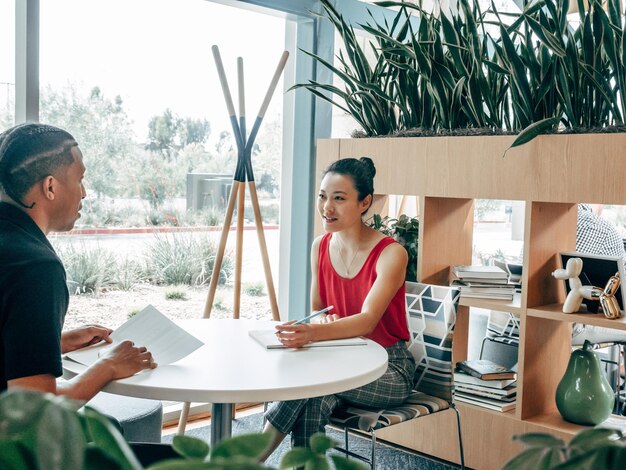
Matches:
[460,292,522,314]
[331,133,626,204]
[527,304,626,331]
[523,411,626,436]
[524,411,588,436]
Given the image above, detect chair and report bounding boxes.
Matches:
[86,392,163,443]
[329,282,465,469]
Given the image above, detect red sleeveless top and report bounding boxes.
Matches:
[318,233,409,347]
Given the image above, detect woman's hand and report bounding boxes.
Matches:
[274,322,315,348]
[97,340,157,380]
[61,325,113,353]
[318,314,340,324]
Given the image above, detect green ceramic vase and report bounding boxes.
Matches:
[555,340,615,425]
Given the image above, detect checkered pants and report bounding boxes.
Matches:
[265,341,415,449]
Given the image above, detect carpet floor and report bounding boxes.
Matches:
[162,412,457,469]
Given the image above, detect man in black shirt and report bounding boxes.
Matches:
[0,123,155,400]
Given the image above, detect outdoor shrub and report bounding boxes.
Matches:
[115,257,146,291]
[165,286,188,300]
[244,200,280,224]
[243,282,265,297]
[54,242,119,294]
[213,294,227,311]
[145,233,233,287]
[128,308,141,319]
[146,209,165,226]
[183,206,225,227]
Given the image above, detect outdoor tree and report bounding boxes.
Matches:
[40,84,135,199]
[249,116,282,197]
[0,110,12,131]
[145,109,210,159]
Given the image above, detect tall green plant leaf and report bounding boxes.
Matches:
[505,116,561,155]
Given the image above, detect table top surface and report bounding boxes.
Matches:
[63,319,388,403]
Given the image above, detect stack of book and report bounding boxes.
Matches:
[454,359,517,412]
[450,265,515,300]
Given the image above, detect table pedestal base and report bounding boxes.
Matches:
[211,403,234,446]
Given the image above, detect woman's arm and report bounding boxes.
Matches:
[276,242,407,347]
[310,235,324,312]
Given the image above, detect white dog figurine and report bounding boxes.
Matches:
[552,257,600,313]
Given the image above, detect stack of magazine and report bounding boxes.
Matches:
[453,359,517,412]
[450,265,515,300]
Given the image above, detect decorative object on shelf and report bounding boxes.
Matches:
[560,252,626,313]
[600,272,622,319]
[555,340,614,426]
[552,257,603,313]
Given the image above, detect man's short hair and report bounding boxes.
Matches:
[0,123,78,208]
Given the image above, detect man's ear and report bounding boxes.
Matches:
[41,175,57,201]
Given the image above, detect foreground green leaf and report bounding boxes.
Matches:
[81,407,142,470]
[310,433,337,455]
[280,447,315,469]
[172,435,210,460]
[210,432,273,460]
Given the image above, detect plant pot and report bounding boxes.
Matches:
[130,443,183,466]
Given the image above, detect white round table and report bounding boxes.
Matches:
[63,319,388,445]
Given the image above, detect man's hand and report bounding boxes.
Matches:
[61,325,113,353]
[97,341,157,380]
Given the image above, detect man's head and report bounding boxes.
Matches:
[0,123,86,233]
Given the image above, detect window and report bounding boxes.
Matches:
[0,0,15,128]
[39,0,287,328]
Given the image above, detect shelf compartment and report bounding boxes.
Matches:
[459,292,522,314]
[527,304,626,331]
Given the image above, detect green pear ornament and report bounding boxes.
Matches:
[555,340,614,425]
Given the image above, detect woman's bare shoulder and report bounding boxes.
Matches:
[312,234,326,248]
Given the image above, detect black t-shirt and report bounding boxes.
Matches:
[0,202,69,392]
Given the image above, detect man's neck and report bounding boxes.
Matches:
[0,194,48,234]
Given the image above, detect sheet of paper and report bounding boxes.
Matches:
[65,305,203,366]
[249,328,367,350]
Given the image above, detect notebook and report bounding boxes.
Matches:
[248,329,367,350]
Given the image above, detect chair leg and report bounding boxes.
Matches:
[370,430,376,470]
[332,426,373,468]
[177,401,191,435]
[451,404,465,470]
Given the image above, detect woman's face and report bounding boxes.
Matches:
[317,172,370,232]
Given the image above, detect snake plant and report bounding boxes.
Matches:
[297,0,626,147]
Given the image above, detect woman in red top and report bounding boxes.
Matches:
[262,157,416,456]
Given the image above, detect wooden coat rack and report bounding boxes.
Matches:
[203,46,288,321]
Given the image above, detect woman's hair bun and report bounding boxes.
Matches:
[359,157,376,178]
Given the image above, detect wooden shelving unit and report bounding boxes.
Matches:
[316,133,626,470]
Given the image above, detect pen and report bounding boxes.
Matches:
[292,305,334,325]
